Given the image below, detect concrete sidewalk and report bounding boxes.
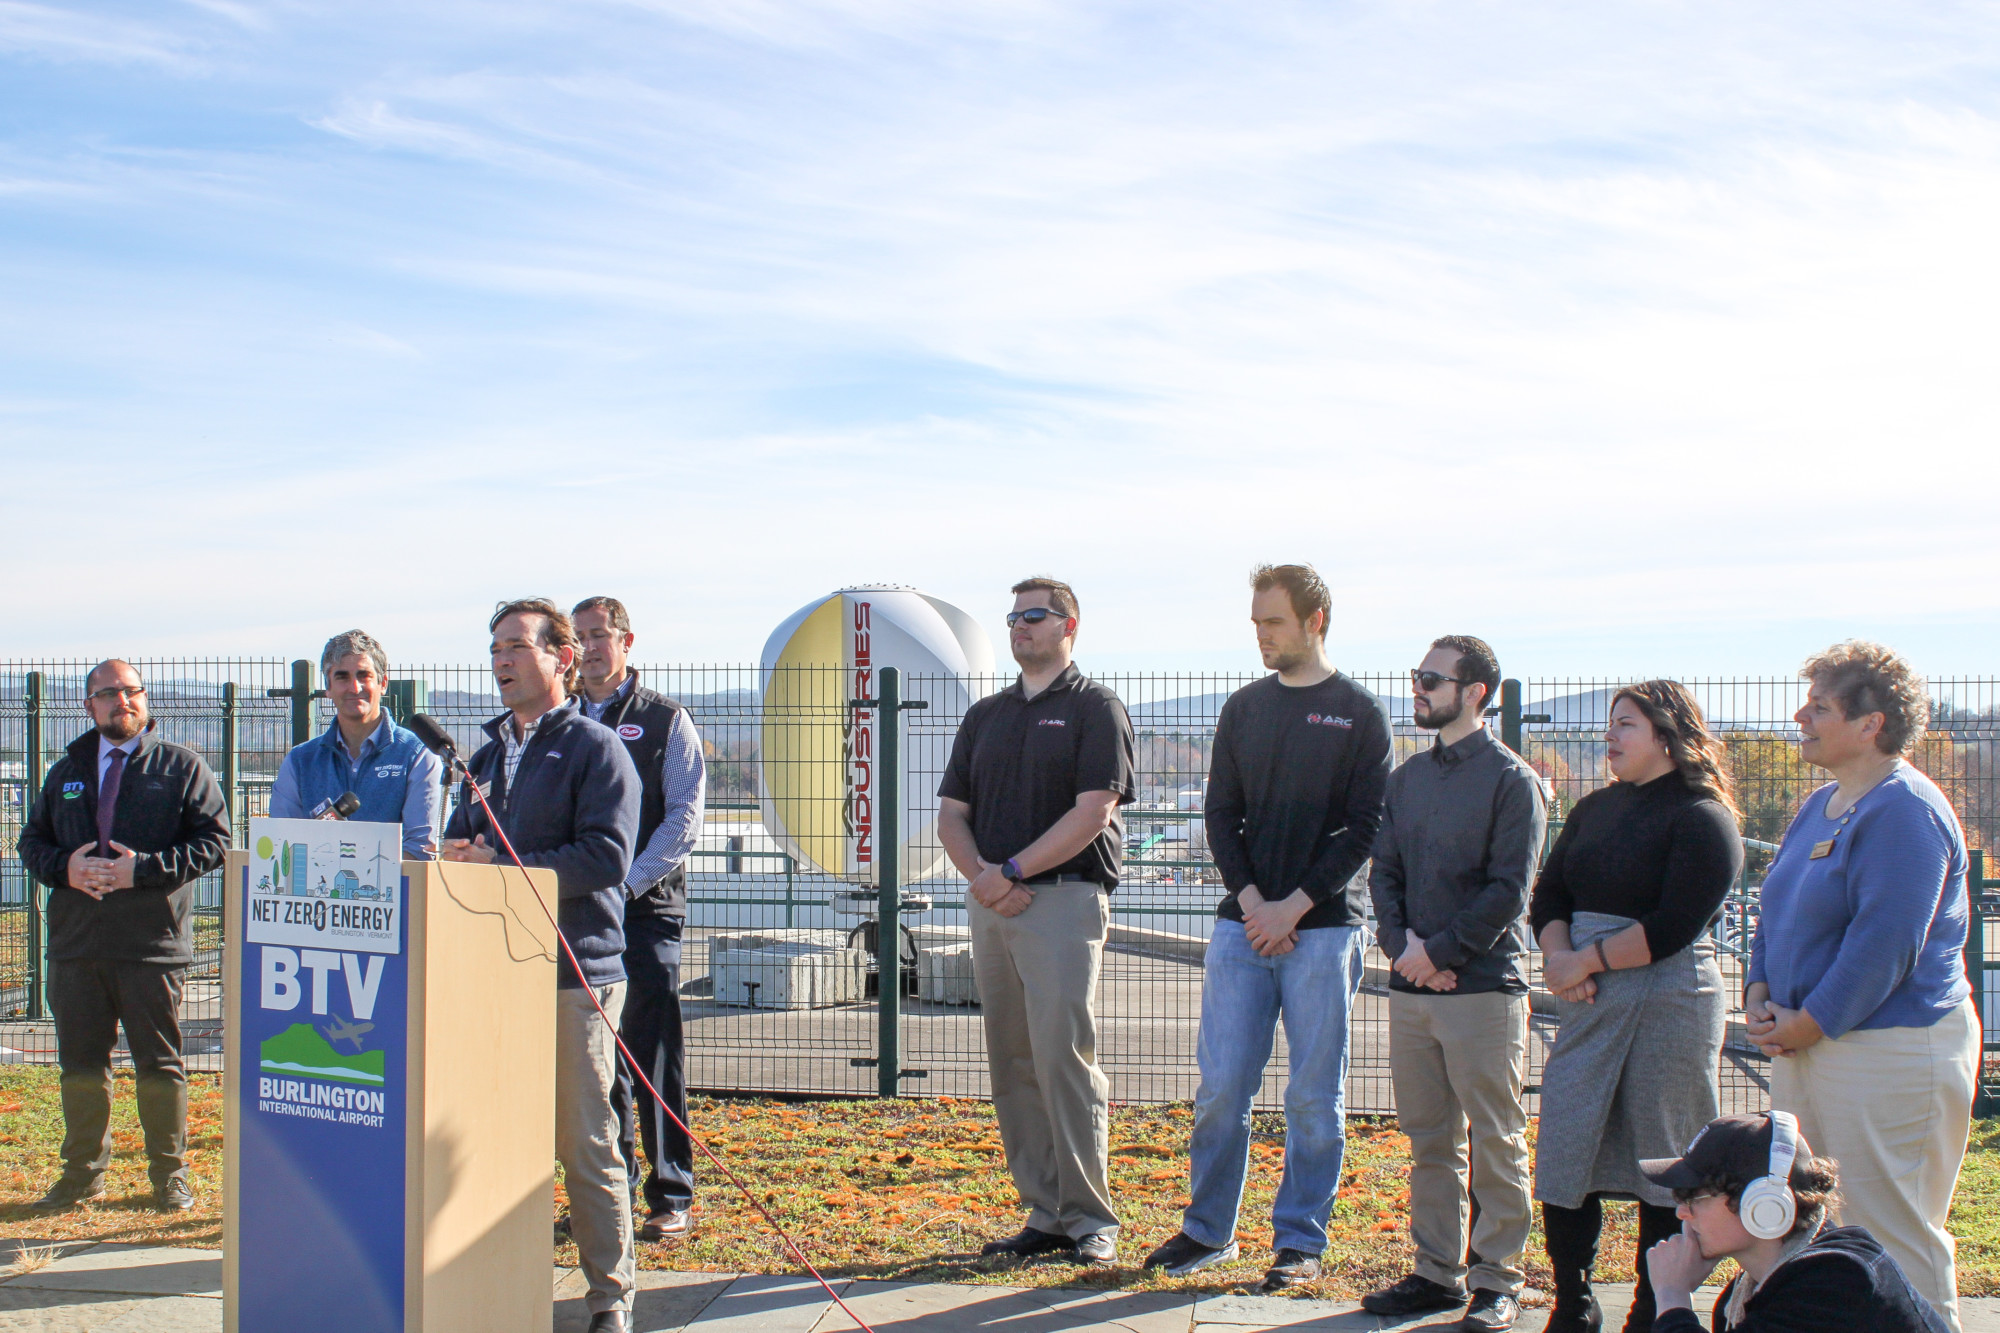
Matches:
[7,1242,1999,1331]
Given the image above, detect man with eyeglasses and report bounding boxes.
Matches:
[18,660,231,1212]
[937,576,1137,1266]
[268,629,442,857]
[1360,636,1546,1331]
[1143,563,1391,1292]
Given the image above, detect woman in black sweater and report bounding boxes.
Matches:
[1529,680,1745,1333]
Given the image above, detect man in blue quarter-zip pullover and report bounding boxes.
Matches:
[269,629,441,858]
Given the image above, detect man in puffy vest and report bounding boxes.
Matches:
[573,596,706,1243]
[269,629,441,857]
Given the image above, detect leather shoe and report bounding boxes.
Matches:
[1361,1273,1466,1316]
[637,1207,691,1240]
[155,1178,195,1212]
[1259,1248,1321,1293]
[1074,1232,1116,1265]
[32,1176,104,1210]
[1461,1288,1520,1331]
[981,1226,1075,1258]
[585,1312,629,1333]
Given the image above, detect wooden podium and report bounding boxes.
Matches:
[224,848,559,1333]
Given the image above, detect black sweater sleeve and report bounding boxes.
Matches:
[1203,699,1254,893]
[16,765,72,892]
[1637,799,1743,959]
[1527,805,1580,938]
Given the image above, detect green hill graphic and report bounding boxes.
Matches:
[259,1023,385,1086]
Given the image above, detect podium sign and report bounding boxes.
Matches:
[236,817,408,1329]
[226,846,557,1333]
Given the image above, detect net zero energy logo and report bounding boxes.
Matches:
[246,817,402,1130]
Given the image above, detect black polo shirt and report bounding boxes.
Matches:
[938,662,1137,890]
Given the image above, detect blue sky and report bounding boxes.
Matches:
[4,1,1998,676]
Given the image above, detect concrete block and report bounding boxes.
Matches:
[917,944,980,1005]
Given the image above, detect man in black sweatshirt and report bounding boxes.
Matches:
[18,659,230,1213]
[1363,636,1546,1331]
[1144,564,1391,1292]
[443,598,641,1333]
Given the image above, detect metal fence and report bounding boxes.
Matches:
[5,661,1999,1116]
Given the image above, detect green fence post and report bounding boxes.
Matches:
[1971,850,1990,1119]
[24,671,48,1021]
[220,682,240,843]
[876,666,903,1098]
[267,659,316,748]
[385,679,428,727]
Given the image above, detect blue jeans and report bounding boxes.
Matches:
[1182,920,1365,1256]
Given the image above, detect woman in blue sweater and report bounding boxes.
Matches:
[1747,640,1976,1333]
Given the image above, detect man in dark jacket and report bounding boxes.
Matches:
[573,595,706,1242]
[1643,1112,1949,1333]
[17,659,230,1212]
[443,598,642,1333]
[1362,636,1547,1331]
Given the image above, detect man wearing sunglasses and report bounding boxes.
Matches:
[1144,563,1391,1292]
[18,660,231,1213]
[938,577,1137,1266]
[1361,637,1546,1331]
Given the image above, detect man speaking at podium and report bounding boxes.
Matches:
[442,598,643,1333]
[268,629,441,857]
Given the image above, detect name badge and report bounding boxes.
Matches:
[1808,838,1835,860]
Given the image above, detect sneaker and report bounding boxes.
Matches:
[1361,1272,1467,1316]
[1460,1288,1520,1331]
[1259,1248,1321,1293]
[637,1208,691,1241]
[1142,1231,1238,1276]
[32,1175,104,1210]
[154,1178,194,1212]
[1075,1232,1117,1265]
[980,1226,1075,1258]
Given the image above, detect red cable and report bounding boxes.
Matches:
[450,773,879,1333]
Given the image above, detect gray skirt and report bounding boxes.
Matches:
[1533,912,1725,1209]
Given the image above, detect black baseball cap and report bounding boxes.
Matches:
[1639,1113,1817,1192]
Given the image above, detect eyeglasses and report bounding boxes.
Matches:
[1006,608,1070,628]
[1410,670,1471,693]
[88,685,146,704]
[1672,1187,1731,1205]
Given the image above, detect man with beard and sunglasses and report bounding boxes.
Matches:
[938,576,1137,1266]
[1144,564,1391,1292]
[18,660,231,1213]
[1361,636,1547,1331]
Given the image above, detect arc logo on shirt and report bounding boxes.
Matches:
[617,724,644,740]
[1036,718,1067,727]
[1305,714,1353,729]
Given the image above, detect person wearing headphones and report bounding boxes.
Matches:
[1641,1111,1947,1332]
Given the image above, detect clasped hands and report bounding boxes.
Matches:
[1744,983,1823,1057]
[66,842,139,900]
[969,861,1034,917]
[1393,932,1458,991]
[1542,947,1602,1005]
[1239,885,1310,957]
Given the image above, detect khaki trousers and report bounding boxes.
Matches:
[557,984,635,1318]
[1390,989,1532,1296]
[1771,997,1979,1333]
[970,884,1118,1240]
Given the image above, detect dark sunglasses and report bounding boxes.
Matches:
[1410,669,1471,693]
[1006,608,1070,628]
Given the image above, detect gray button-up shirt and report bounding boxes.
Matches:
[1368,725,1549,995]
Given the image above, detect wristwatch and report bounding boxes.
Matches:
[1002,857,1024,883]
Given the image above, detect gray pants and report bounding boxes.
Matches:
[970,884,1118,1240]
[558,984,634,1317]
[1390,989,1532,1296]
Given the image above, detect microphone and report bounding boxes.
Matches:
[406,713,457,761]
[309,791,361,820]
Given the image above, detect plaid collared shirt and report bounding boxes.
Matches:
[501,704,560,796]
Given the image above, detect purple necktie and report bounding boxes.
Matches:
[97,748,126,856]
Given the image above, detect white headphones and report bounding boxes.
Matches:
[1739,1110,1801,1240]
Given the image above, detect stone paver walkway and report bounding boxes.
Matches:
[9,1242,2000,1331]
